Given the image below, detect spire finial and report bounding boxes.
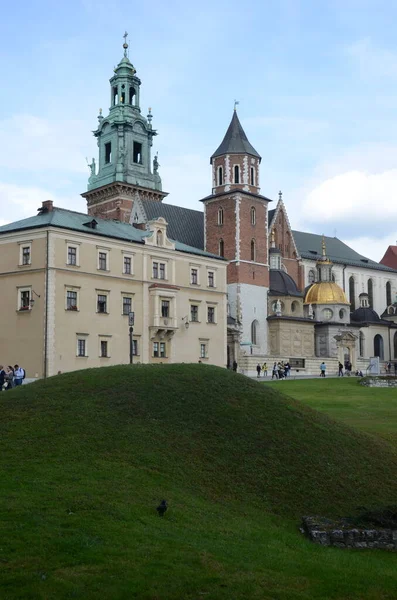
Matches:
[322,234,327,258]
[234,99,239,111]
[278,190,282,202]
[123,31,129,57]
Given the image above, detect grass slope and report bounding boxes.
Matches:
[2,364,397,599]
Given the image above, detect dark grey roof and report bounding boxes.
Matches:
[351,307,381,323]
[141,199,204,250]
[269,270,303,297]
[199,189,273,204]
[211,111,261,162]
[268,209,276,226]
[292,230,397,273]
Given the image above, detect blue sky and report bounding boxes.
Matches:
[1,0,397,260]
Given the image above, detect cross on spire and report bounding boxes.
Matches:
[123,31,129,57]
[278,190,282,202]
[234,99,239,111]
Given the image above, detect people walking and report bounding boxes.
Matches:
[262,362,268,377]
[0,366,5,391]
[320,362,326,377]
[338,362,344,377]
[272,362,278,380]
[232,360,238,372]
[5,366,14,390]
[256,363,261,378]
[13,365,24,386]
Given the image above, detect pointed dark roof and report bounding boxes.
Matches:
[211,111,261,163]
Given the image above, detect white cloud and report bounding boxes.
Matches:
[0,114,92,173]
[302,168,397,224]
[0,183,84,224]
[347,38,397,79]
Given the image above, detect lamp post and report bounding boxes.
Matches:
[128,311,135,364]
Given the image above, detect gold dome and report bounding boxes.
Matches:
[304,282,349,305]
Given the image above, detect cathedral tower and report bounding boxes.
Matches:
[82,34,167,222]
[201,109,271,354]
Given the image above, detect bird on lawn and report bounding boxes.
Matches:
[156,499,168,517]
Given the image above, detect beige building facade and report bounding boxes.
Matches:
[0,203,227,378]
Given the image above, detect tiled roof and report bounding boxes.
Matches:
[211,111,261,161]
[0,207,221,260]
[142,199,204,250]
[268,209,276,226]
[292,230,397,272]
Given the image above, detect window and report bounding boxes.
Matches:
[77,339,87,357]
[308,270,315,284]
[368,278,374,308]
[20,290,31,310]
[124,256,132,274]
[191,268,198,285]
[374,334,384,360]
[190,305,199,322]
[218,166,223,186]
[22,246,31,265]
[156,230,163,246]
[132,339,138,356]
[251,239,256,262]
[234,165,239,184]
[100,340,108,358]
[200,343,207,359]
[291,301,299,313]
[323,308,333,320]
[122,296,132,315]
[66,290,78,310]
[152,261,166,279]
[386,281,392,306]
[250,167,255,186]
[105,142,112,163]
[161,300,170,318]
[219,239,224,258]
[251,320,258,345]
[218,207,224,226]
[133,142,142,164]
[153,342,166,358]
[339,309,345,319]
[113,86,118,105]
[97,294,107,313]
[98,252,107,271]
[251,207,256,226]
[129,87,135,104]
[208,271,214,287]
[67,246,77,266]
[207,306,215,323]
[359,332,365,357]
[349,276,355,311]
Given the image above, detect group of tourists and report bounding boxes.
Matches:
[270,361,291,379]
[0,365,26,391]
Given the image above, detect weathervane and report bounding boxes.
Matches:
[234,99,239,111]
[278,190,282,202]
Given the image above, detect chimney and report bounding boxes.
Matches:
[41,200,54,212]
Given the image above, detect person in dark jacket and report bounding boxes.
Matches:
[0,366,5,390]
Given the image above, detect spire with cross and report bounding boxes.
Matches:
[123,31,129,57]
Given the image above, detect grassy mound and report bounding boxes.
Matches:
[2,364,397,599]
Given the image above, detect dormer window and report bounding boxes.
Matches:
[234,165,240,184]
[156,230,163,246]
[217,207,224,226]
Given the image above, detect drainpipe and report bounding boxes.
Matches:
[44,230,49,378]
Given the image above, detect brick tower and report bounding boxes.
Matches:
[200,109,272,354]
[81,34,167,222]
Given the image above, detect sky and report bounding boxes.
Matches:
[1,0,397,261]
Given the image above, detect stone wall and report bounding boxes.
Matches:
[302,516,397,550]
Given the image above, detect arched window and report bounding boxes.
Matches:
[374,334,384,359]
[129,87,135,105]
[359,331,365,357]
[349,276,355,311]
[219,239,224,257]
[218,166,223,186]
[291,301,299,313]
[250,207,256,226]
[251,320,259,345]
[217,207,224,226]
[368,279,374,308]
[250,167,255,186]
[234,165,240,184]
[156,230,163,246]
[251,239,256,261]
[308,270,315,284]
[386,281,392,306]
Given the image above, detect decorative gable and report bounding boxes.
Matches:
[145,217,175,250]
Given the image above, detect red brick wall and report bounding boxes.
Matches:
[205,196,237,259]
[272,207,302,288]
[211,154,260,195]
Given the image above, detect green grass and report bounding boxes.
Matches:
[265,377,397,447]
[2,365,397,599]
